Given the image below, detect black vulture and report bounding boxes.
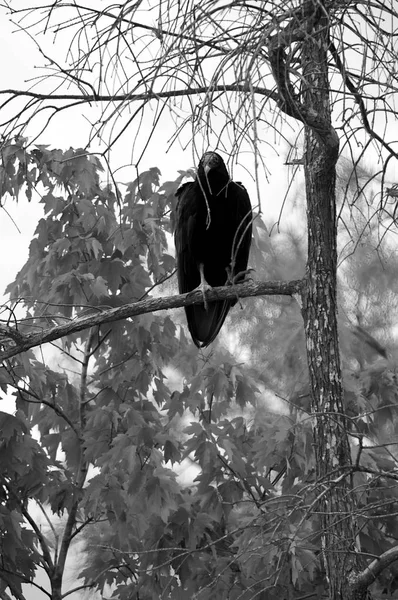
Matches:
[175,151,252,348]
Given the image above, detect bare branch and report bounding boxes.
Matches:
[328,39,398,162]
[0,83,278,105]
[0,280,303,361]
[352,546,398,592]
[61,584,95,599]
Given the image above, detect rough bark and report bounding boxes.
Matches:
[299,3,363,599]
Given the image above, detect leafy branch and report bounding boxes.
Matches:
[0,475,54,576]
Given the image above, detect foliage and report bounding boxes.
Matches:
[0,140,397,599]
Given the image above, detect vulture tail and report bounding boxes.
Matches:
[185,300,232,348]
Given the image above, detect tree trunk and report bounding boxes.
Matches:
[51,576,62,600]
[300,4,364,599]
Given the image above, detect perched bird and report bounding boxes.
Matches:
[174,151,252,348]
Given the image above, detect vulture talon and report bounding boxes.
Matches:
[232,267,254,284]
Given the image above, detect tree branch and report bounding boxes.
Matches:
[268,5,339,152]
[0,279,303,361]
[61,584,95,599]
[328,39,398,161]
[0,476,54,575]
[351,545,398,593]
[0,568,52,599]
[0,83,279,105]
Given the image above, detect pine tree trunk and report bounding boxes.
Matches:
[300,3,365,599]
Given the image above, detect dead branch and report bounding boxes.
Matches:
[0,279,303,361]
[350,545,398,594]
[0,84,278,106]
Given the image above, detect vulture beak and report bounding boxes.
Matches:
[202,152,219,174]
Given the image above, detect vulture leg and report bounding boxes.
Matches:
[198,263,211,311]
[186,264,211,311]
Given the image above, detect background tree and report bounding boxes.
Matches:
[0,1,398,600]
